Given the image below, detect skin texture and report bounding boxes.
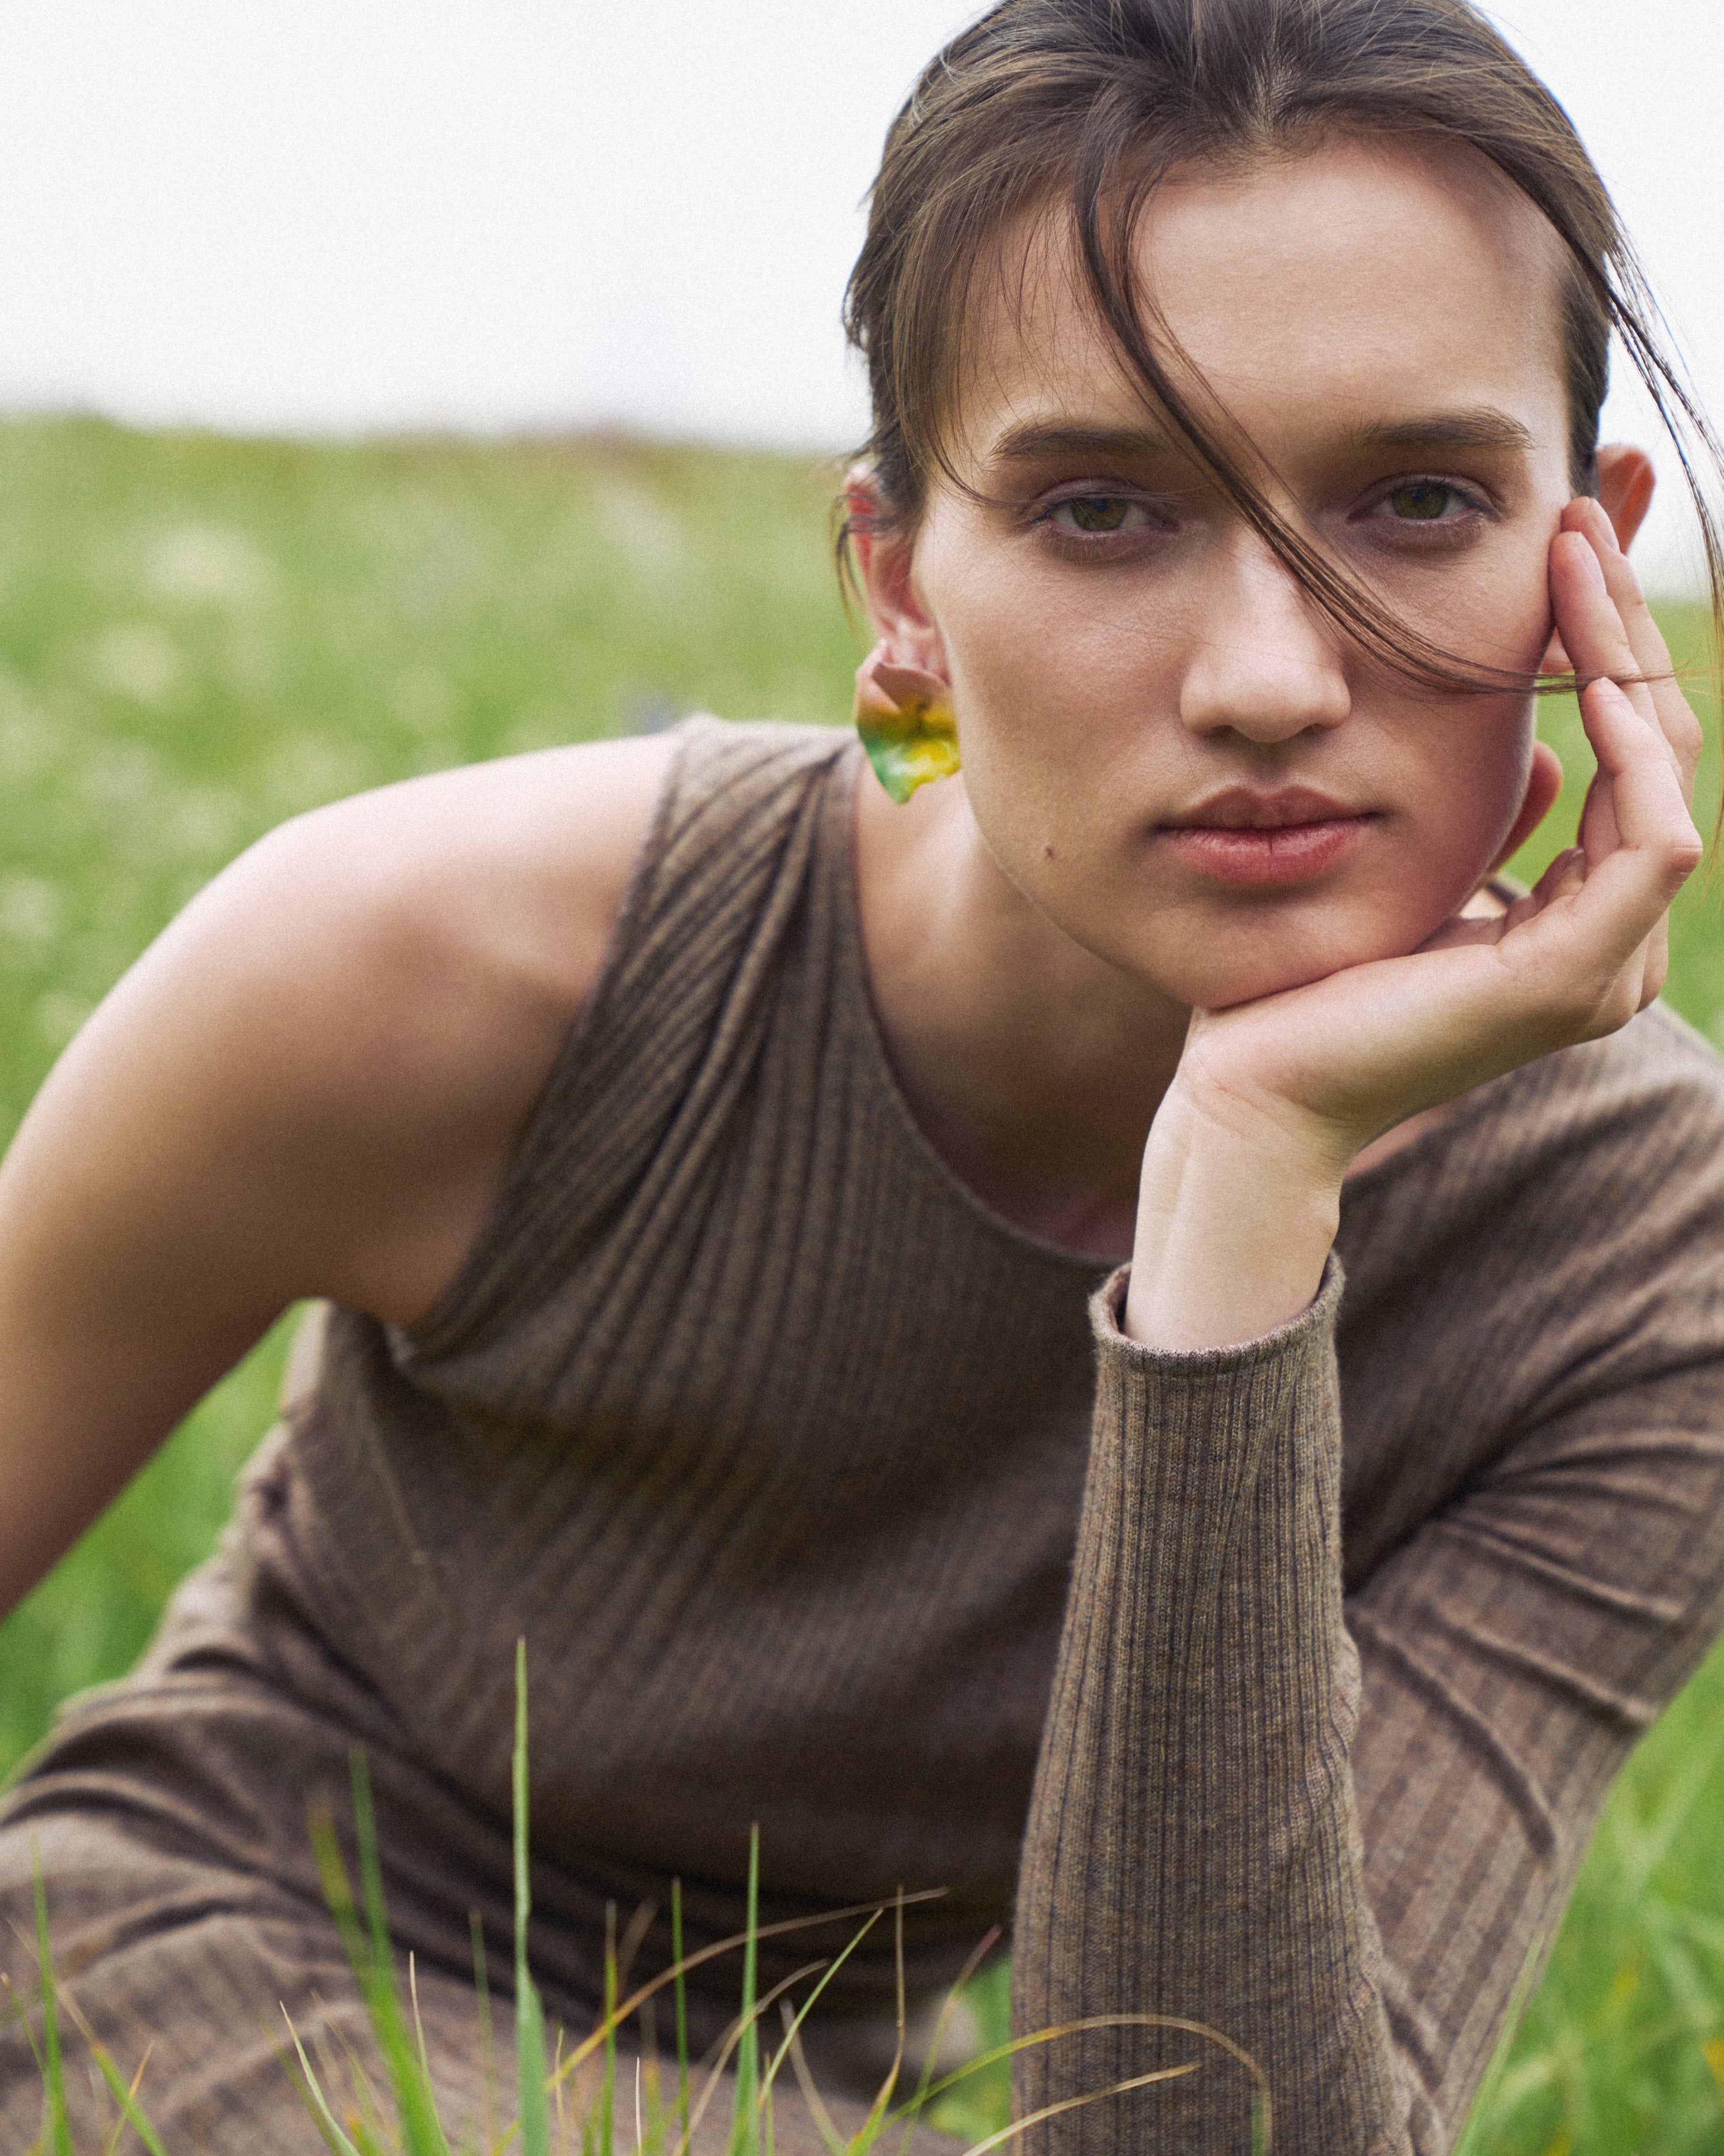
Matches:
[0,136,1702,1616]
[849,139,1700,1338]
[0,738,673,1614]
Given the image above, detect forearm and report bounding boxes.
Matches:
[1013,1266,1403,2154]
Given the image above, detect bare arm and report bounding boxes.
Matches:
[0,732,672,1619]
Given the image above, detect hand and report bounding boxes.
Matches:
[1125,500,1703,1349]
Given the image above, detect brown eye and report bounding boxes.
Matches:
[1059,497,1132,532]
[1386,481,1458,522]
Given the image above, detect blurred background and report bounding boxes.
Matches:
[0,6,1720,2150]
[0,0,1718,585]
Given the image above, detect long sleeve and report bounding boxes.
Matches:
[1012,1020,1724,2156]
[1012,1258,1391,2152]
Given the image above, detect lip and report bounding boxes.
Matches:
[1157,787,1377,888]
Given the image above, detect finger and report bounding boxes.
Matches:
[1551,528,1684,839]
[1551,521,1655,727]
[1558,501,1702,793]
[1528,845,1587,910]
[1582,676,1692,844]
[1570,677,1702,926]
[1576,764,1619,869]
[1515,844,1662,1020]
[1637,915,1671,1010]
[1572,500,1700,793]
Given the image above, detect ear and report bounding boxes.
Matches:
[1489,739,1564,873]
[1541,446,1657,671]
[843,465,950,682]
[1595,443,1656,552]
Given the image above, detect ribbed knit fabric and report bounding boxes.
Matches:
[4,717,1724,2154]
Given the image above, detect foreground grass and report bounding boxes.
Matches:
[0,415,1719,2150]
[17,1647,1062,2156]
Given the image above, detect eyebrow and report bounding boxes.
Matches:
[1339,409,1535,457]
[987,407,1535,467]
[989,422,1176,464]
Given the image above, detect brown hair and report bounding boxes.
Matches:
[841,0,1724,700]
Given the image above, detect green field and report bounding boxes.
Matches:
[0,416,1720,2152]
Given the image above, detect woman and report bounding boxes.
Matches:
[2,0,1721,2149]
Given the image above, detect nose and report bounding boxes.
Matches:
[1177,531,1352,742]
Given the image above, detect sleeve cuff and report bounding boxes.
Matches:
[1089,1250,1346,1373]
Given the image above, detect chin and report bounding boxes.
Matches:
[1142,898,1450,1011]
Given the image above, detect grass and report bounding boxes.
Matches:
[0,414,1719,2150]
[12,1643,1255,2155]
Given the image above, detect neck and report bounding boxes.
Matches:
[854,765,1189,1261]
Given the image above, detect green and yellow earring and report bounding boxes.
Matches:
[853,642,961,805]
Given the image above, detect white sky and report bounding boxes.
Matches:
[0,1,1717,592]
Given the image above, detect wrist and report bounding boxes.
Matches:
[1124,1081,1344,1352]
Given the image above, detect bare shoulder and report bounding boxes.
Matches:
[0,736,674,1610]
[155,732,677,1137]
[253,732,676,1006]
[1,734,676,1338]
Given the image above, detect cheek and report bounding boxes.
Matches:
[953,681,1154,902]
[1395,523,1560,678]
[950,731,1093,915]
[935,576,1176,823]
[1414,700,1539,869]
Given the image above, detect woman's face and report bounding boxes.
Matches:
[880,137,1582,1009]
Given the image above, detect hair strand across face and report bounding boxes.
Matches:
[841,0,1724,734]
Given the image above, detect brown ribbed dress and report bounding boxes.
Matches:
[5,718,1724,2154]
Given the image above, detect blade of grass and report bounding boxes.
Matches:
[472,1911,498,2155]
[764,1913,883,2107]
[32,1847,72,2156]
[338,2016,402,2156]
[602,1905,619,2156]
[672,1881,690,2156]
[610,1892,657,2154]
[308,1762,452,2156]
[728,1828,762,2156]
[98,2046,154,2156]
[891,2010,1269,2129]
[782,2010,850,2156]
[954,2063,1202,2156]
[56,2017,170,2156]
[550,2022,572,2155]
[639,1993,665,2156]
[40,1973,172,2156]
[675,1957,833,2156]
[515,1638,552,2156]
[281,2006,368,2156]
[841,1898,909,2156]
[2,1969,51,2091]
[892,1925,1003,2156]
[552,1893,945,2096]
[350,1750,457,2156]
